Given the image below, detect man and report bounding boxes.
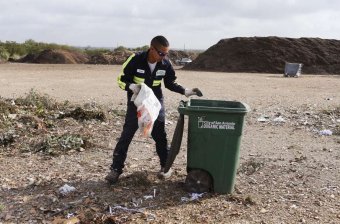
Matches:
[105,35,202,184]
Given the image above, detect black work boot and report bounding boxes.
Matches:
[105,170,121,184]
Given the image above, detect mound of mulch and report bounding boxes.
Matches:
[168,50,199,65]
[87,49,134,65]
[35,49,89,64]
[13,48,199,65]
[87,49,199,65]
[184,37,340,74]
[19,49,89,64]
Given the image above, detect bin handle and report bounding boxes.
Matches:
[179,100,186,108]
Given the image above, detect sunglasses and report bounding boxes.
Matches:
[153,47,168,57]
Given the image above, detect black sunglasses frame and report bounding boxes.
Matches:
[153,46,168,57]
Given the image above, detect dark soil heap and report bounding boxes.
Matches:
[87,49,199,65]
[184,37,340,74]
[87,49,134,65]
[19,49,89,64]
[14,48,199,65]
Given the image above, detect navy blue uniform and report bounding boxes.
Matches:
[111,50,185,173]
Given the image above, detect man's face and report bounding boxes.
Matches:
[151,45,169,62]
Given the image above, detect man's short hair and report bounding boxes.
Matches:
[151,36,169,48]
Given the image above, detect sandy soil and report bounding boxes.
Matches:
[0,63,340,223]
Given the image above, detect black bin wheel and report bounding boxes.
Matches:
[185,169,213,193]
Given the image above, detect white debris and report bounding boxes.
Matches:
[8,114,17,119]
[143,195,153,200]
[257,116,269,122]
[66,213,75,219]
[109,205,143,214]
[273,116,285,123]
[59,184,76,196]
[319,129,333,136]
[181,193,204,202]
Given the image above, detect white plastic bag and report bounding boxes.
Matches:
[133,83,161,137]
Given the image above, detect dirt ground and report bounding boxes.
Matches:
[0,63,340,223]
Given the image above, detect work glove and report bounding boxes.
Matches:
[129,84,141,101]
[184,88,203,97]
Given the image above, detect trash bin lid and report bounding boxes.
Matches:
[163,114,185,173]
[180,99,250,114]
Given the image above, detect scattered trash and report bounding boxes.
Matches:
[260,208,268,213]
[143,195,153,200]
[110,205,142,214]
[181,193,204,202]
[257,116,269,122]
[131,197,143,207]
[319,129,333,136]
[8,114,17,119]
[273,116,285,123]
[59,184,76,196]
[139,189,156,200]
[66,213,76,219]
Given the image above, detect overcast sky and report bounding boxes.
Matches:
[1,0,339,50]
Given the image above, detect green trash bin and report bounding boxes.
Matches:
[178,99,250,194]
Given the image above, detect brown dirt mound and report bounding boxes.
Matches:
[34,49,89,64]
[184,37,340,74]
[87,49,134,65]
[87,49,200,65]
[168,50,199,65]
[16,53,36,63]
[19,49,89,64]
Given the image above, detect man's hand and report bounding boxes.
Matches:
[185,88,203,97]
[129,84,141,101]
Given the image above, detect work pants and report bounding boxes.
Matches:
[110,100,168,174]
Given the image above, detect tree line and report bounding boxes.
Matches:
[0,39,149,61]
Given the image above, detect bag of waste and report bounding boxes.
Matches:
[133,83,161,137]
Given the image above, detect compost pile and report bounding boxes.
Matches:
[12,48,199,66]
[184,37,340,74]
[87,49,134,65]
[17,49,89,64]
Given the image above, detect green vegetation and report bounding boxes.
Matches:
[84,47,111,56]
[0,39,150,61]
[0,203,5,212]
[15,89,60,115]
[114,45,149,52]
[35,134,85,154]
[0,39,82,60]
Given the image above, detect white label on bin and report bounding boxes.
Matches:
[198,117,235,130]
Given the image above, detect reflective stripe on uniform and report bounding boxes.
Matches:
[152,80,161,86]
[117,53,135,90]
[133,76,144,84]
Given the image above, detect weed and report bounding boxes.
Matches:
[34,134,85,155]
[0,203,5,212]
[15,89,60,112]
